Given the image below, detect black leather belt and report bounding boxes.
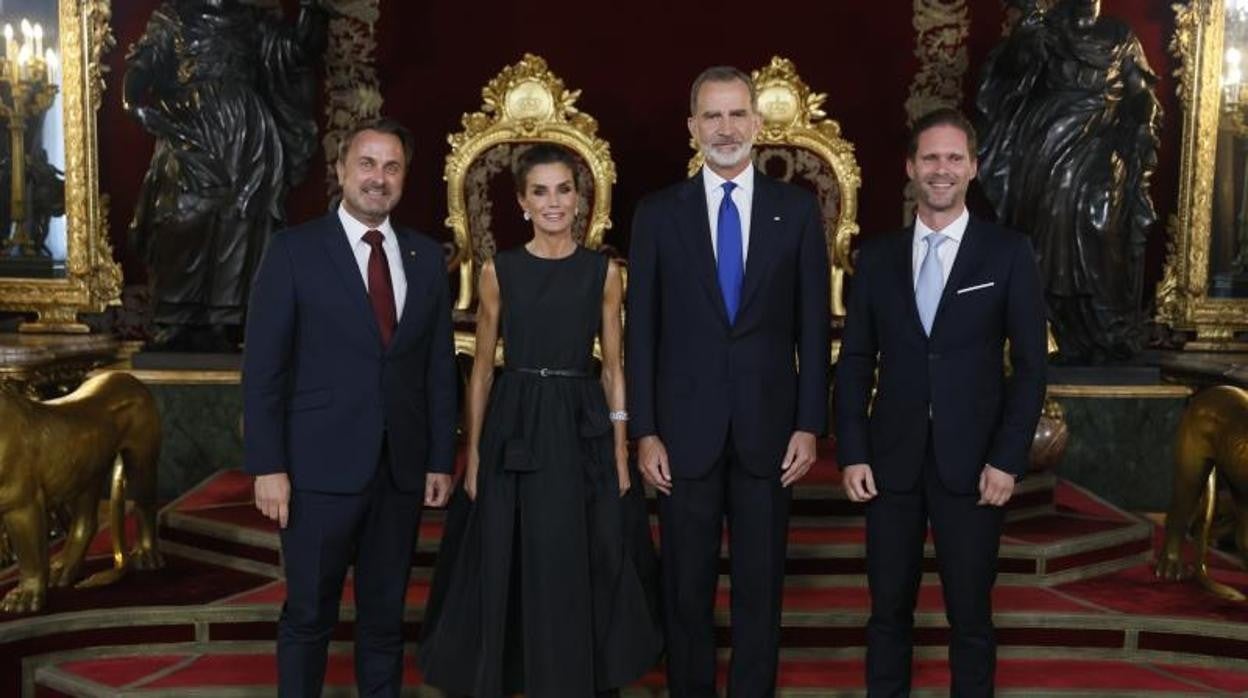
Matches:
[506,366,592,378]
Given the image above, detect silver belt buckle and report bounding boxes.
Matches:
[539,368,550,378]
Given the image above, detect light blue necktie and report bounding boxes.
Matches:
[717,181,744,324]
[916,232,949,336]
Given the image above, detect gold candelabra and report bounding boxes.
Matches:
[0,19,57,256]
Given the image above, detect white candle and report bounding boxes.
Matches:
[17,42,30,82]
[19,21,30,78]
[45,49,56,85]
[4,25,14,64]
[32,24,41,60]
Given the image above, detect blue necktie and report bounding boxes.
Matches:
[717,181,744,323]
[916,232,949,336]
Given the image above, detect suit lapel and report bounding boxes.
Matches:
[387,230,424,352]
[736,174,781,321]
[321,213,382,346]
[894,226,926,338]
[674,173,730,327]
[931,216,989,337]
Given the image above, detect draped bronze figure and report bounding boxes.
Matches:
[123,0,331,351]
[977,0,1161,364]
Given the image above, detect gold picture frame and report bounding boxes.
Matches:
[0,0,121,333]
[1156,0,1248,348]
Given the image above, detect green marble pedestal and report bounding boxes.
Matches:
[118,369,242,502]
[1048,384,1192,512]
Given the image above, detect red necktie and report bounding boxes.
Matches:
[362,229,397,347]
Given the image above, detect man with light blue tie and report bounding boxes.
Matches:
[627,66,830,697]
[834,108,1047,696]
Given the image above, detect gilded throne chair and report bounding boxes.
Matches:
[445,54,618,362]
[687,56,861,358]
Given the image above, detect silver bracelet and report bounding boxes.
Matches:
[608,410,629,422]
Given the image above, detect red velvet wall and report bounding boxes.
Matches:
[99,0,1182,301]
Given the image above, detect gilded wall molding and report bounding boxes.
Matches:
[1156,0,1248,344]
[88,0,114,108]
[1170,1,1203,113]
[904,0,971,224]
[321,0,382,194]
[0,0,124,331]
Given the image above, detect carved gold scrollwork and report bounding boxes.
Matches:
[88,0,114,108]
[1171,1,1202,113]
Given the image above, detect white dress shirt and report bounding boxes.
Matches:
[339,204,407,319]
[911,206,969,289]
[702,163,754,265]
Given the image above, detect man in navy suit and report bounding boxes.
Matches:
[627,66,830,697]
[834,108,1047,696]
[243,118,457,697]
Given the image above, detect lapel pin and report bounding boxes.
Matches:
[408,250,416,257]
[773,215,782,222]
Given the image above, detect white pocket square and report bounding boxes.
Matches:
[956,282,995,295]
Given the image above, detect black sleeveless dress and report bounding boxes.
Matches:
[419,246,662,697]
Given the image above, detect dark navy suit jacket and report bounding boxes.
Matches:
[833,216,1047,493]
[627,171,831,478]
[242,212,457,493]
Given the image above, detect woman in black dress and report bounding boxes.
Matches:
[419,144,662,697]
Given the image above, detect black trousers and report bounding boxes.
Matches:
[865,433,1005,698]
[659,438,791,698]
[277,459,423,698]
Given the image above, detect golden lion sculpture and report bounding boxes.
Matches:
[1156,385,1248,602]
[0,371,163,613]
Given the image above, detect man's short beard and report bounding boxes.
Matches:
[703,140,753,170]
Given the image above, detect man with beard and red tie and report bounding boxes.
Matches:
[243,118,457,697]
[834,109,1047,697]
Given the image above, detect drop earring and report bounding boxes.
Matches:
[523,210,531,221]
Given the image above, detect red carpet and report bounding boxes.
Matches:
[0,554,270,617]
[32,651,1248,695]
[7,444,1248,695]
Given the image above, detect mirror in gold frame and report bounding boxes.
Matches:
[1157,0,1248,348]
[0,0,120,332]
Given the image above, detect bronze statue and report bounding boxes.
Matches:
[25,145,64,257]
[0,372,163,614]
[976,0,1161,364]
[1156,386,1248,602]
[123,0,332,352]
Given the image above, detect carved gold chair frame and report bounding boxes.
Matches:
[444,54,616,364]
[0,0,121,332]
[1156,0,1248,348]
[686,56,861,337]
[445,54,616,313]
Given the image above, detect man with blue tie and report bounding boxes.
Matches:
[243,118,457,697]
[627,66,830,697]
[834,109,1047,696]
